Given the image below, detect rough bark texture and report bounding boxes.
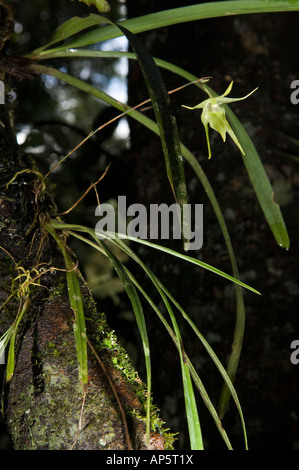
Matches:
[0,2,169,450]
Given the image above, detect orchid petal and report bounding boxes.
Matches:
[182,81,257,158]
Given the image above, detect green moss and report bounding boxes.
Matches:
[85,309,176,449]
[130,407,177,450]
[48,276,67,299]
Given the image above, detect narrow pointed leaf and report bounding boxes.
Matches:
[115,23,189,249]
[68,227,203,450]
[48,223,243,449]
[32,1,299,54]
[6,298,31,382]
[31,54,289,250]
[32,14,106,54]
[95,238,152,443]
[66,266,88,385]
[45,222,88,385]
[50,218,260,295]
[225,106,290,249]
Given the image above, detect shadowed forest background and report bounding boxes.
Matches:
[1,0,299,450]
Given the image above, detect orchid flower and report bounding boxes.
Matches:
[182,81,258,159]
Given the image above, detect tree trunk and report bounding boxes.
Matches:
[0,2,169,451]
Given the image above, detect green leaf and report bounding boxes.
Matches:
[0,326,14,376]
[123,261,233,448]
[6,298,31,382]
[115,244,204,450]
[79,0,110,13]
[32,14,106,54]
[59,224,204,449]
[0,328,12,360]
[33,1,299,53]
[88,236,152,443]
[49,220,260,295]
[225,106,290,250]
[182,79,289,249]
[45,222,88,386]
[115,23,190,249]
[50,223,244,449]
[31,53,290,251]
[66,265,88,386]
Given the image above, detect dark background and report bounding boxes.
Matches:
[1,0,299,450]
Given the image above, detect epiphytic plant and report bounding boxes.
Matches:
[2,0,297,450]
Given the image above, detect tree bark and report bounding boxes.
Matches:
[0,2,169,451]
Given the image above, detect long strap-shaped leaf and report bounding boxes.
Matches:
[95,237,152,445]
[30,54,290,251]
[226,106,290,249]
[91,231,245,449]
[6,298,30,382]
[52,224,205,449]
[114,237,204,450]
[33,17,190,250]
[50,219,260,295]
[45,222,88,386]
[31,1,299,55]
[115,23,190,249]
[49,222,248,449]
